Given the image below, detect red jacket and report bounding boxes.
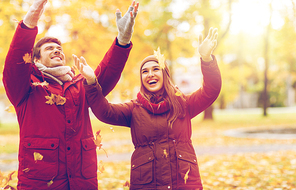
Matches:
[3,21,132,190]
[85,56,221,189]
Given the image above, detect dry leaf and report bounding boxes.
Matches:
[184,167,190,184]
[22,168,30,173]
[47,176,55,187]
[5,105,15,113]
[123,181,130,187]
[175,91,182,96]
[0,171,16,189]
[22,53,31,64]
[163,149,168,158]
[45,93,66,105]
[32,81,49,87]
[154,47,165,69]
[45,94,55,105]
[94,130,102,149]
[34,152,43,162]
[98,160,105,174]
[55,95,66,105]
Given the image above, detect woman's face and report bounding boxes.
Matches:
[141,61,164,93]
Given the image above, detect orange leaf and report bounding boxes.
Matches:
[163,149,169,158]
[55,95,66,105]
[97,160,105,174]
[22,53,32,64]
[184,167,190,184]
[154,47,165,69]
[32,81,49,87]
[34,152,43,162]
[45,94,55,105]
[123,181,130,187]
[94,130,102,149]
[5,105,15,113]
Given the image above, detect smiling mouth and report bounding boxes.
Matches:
[51,56,62,60]
[148,80,157,85]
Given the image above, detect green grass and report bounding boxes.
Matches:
[1,111,296,154]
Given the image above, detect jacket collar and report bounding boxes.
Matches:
[137,92,170,114]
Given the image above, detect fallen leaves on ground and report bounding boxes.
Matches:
[0,171,16,189]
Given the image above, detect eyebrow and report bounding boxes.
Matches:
[44,45,62,50]
[142,65,160,70]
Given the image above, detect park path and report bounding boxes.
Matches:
[2,143,296,172]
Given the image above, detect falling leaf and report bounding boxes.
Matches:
[163,149,168,158]
[5,105,15,113]
[154,47,165,69]
[22,53,31,64]
[47,176,55,187]
[0,171,16,189]
[94,130,102,149]
[32,81,49,87]
[123,181,130,187]
[98,160,105,174]
[184,167,190,184]
[45,93,66,105]
[94,130,108,157]
[34,152,43,162]
[55,95,66,105]
[45,94,55,105]
[175,91,182,96]
[22,168,30,173]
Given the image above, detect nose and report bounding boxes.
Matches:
[147,70,154,77]
[54,48,61,55]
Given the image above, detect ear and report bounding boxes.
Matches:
[33,57,41,64]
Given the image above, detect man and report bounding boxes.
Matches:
[3,0,139,189]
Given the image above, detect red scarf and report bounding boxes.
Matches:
[137,92,170,114]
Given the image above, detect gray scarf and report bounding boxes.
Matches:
[35,63,74,85]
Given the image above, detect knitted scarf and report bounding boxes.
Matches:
[35,63,74,85]
[137,92,170,114]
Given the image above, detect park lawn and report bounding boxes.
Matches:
[1,110,296,189]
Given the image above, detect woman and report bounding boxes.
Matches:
[76,27,221,189]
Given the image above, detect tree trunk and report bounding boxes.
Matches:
[263,3,272,116]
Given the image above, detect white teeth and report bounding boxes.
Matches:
[148,80,157,84]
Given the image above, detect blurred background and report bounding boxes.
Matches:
[1,0,296,189]
[1,0,296,120]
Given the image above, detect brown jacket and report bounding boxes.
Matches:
[85,56,221,189]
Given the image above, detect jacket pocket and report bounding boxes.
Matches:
[81,137,97,179]
[176,149,200,183]
[131,150,154,185]
[22,137,59,180]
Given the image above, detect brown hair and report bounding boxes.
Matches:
[32,37,62,62]
[140,55,186,128]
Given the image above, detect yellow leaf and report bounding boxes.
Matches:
[94,130,102,149]
[32,81,49,87]
[154,47,165,69]
[45,94,55,105]
[22,53,31,64]
[55,95,66,105]
[5,105,15,113]
[184,167,190,184]
[34,152,43,162]
[97,160,105,174]
[175,91,182,96]
[47,176,55,187]
[163,149,168,158]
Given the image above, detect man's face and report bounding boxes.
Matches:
[34,42,66,67]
